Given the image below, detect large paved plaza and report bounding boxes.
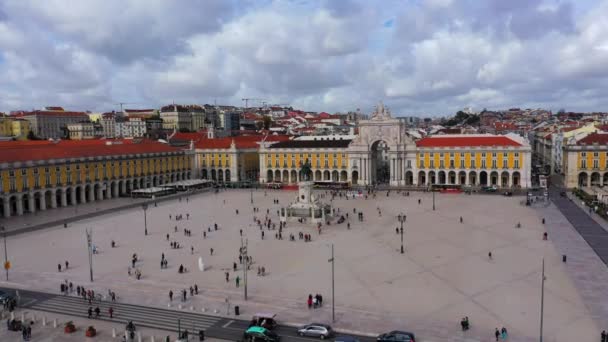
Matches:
[0,189,604,341]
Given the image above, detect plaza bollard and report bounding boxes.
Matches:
[178,304,182,310]
[32,314,36,322]
[214,309,219,314]
[21,313,25,322]
[42,317,46,326]
[167,303,171,308]
[53,319,57,328]
[112,328,116,338]
[151,336,155,342]
[10,312,14,320]
[137,331,142,342]
[190,306,194,311]
[202,308,206,312]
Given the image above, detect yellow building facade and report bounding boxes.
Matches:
[0,140,193,218]
[564,132,608,188]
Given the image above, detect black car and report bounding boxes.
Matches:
[377,331,415,342]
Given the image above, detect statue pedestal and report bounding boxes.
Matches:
[280,181,331,224]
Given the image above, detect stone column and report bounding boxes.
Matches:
[89,185,95,201]
[106,184,112,199]
[3,197,10,218]
[113,182,119,197]
[50,190,57,208]
[39,193,46,211]
[80,186,87,204]
[96,185,103,201]
[16,195,24,216]
[28,193,35,213]
[61,189,67,207]
[71,189,78,205]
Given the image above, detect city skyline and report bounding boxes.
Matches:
[0,0,607,115]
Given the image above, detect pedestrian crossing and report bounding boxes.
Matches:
[27,294,221,333]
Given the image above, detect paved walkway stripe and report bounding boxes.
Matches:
[24,294,222,333]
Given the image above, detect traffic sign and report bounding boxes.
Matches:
[4,261,10,270]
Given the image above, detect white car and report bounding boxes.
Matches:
[298,323,334,339]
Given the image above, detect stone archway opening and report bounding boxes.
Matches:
[479,171,488,186]
[458,171,466,185]
[578,172,588,187]
[352,171,359,185]
[591,172,601,186]
[370,140,390,185]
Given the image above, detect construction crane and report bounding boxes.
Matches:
[241,98,264,109]
[113,102,137,113]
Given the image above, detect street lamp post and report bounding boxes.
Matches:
[142,203,148,236]
[432,191,436,211]
[250,187,253,204]
[241,237,249,301]
[397,213,406,254]
[1,226,8,281]
[86,228,94,282]
[540,258,545,342]
[328,244,335,323]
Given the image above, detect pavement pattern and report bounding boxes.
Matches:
[0,189,605,341]
[1,287,374,342]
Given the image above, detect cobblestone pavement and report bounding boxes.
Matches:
[0,189,602,341]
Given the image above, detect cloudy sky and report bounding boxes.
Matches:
[0,0,607,116]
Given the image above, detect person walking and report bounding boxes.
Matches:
[88,307,93,319]
[169,290,173,302]
[65,260,69,269]
[57,263,62,272]
[210,248,214,256]
[307,294,313,309]
[601,330,607,342]
[236,276,240,288]
[500,327,507,340]
[94,306,100,318]
[109,307,114,318]
[225,272,230,282]
[494,328,500,341]
[488,251,492,260]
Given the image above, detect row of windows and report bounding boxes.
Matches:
[581,152,608,157]
[2,157,190,192]
[580,160,608,170]
[426,152,520,158]
[419,159,520,169]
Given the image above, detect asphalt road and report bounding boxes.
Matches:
[549,187,608,266]
[0,286,377,342]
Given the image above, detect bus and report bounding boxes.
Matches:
[313,181,350,190]
[265,182,283,189]
[430,184,463,193]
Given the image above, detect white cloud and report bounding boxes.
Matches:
[0,0,607,115]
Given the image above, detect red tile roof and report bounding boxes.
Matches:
[0,139,184,163]
[416,135,521,147]
[12,110,88,118]
[194,135,290,150]
[577,133,608,145]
